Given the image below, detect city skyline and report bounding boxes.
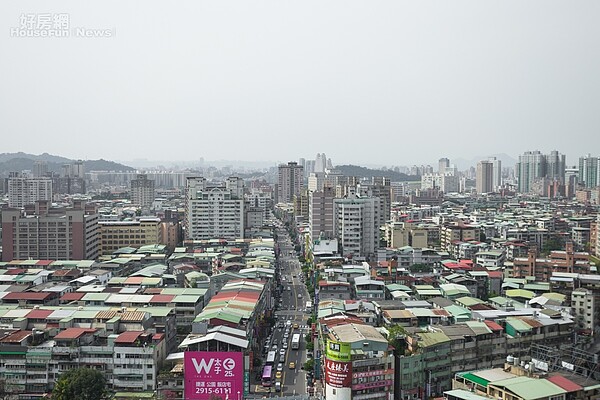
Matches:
[1,1,600,165]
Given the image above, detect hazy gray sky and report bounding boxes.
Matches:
[1,1,599,167]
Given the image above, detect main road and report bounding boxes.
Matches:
[273,229,310,397]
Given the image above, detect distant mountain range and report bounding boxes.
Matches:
[0,152,134,175]
[335,165,420,181]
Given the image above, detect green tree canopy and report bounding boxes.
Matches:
[52,367,108,400]
[387,324,407,355]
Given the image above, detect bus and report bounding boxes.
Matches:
[305,300,312,313]
[261,365,273,387]
[266,350,276,365]
[291,333,301,350]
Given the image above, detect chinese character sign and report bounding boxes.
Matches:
[184,352,244,400]
[324,359,352,388]
[326,340,351,362]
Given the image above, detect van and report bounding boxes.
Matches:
[275,382,281,392]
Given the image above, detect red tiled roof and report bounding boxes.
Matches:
[547,375,583,392]
[36,260,54,266]
[115,331,143,344]
[484,320,503,332]
[150,294,175,303]
[60,292,85,302]
[3,292,53,301]
[26,309,53,319]
[54,328,96,340]
[152,333,164,341]
[0,330,32,343]
[487,271,503,278]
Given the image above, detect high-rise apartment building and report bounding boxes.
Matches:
[516,150,566,193]
[578,154,600,188]
[131,174,155,209]
[334,195,379,260]
[546,150,566,181]
[309,186,335,241]
[7,173,53,208]
[476,160,494,193]
[489,156,502,190]
[185,177,245,240]
[359,177,391,227]
[33,161,48,177]
[278,162,304,203]
[315,153,328,173]
[55,161,86,195]
[1,200,100,261]
[438,158,450,174]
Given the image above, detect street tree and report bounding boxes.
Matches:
[52,368,108,400]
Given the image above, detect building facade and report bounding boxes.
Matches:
[185,177,245,240]
[278,162,304,203]
[99,218,162,255]
[310,186,335,241]
[476,160,494,193]
[1,200,100,261]
[131,174,156,209]
[334,196,379,260]
[7,174,53,208]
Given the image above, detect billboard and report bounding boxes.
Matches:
[184,351,244,400]
[325,359,352,388]
[326,340,351,362]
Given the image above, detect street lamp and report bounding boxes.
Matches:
[237,390,241,400]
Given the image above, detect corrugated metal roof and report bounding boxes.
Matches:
[506,317,532,332]
[60,292,85,301]
[150,294,175,303]
[0,330,32,343]
[490,377,566,399]
[461,373,489,387]
[416,331,451,347]
[484,320,503,331]
[82,293,111,301]
[547,375,583,392]
[464,321,492,335]
[55,328,96,340]
[120,311,146,322]
[96,310,117,320]
[114,331,143,344]
[506,289,535,300]
[472,368,513,382]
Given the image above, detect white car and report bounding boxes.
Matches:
[279,349,286,356]
[277,363,283,371]
[283,342,288,349]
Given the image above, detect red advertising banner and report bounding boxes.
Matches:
[184,351,244,400]
[325,359,352,388]
[352,379,393,391]
[352,368,394,379]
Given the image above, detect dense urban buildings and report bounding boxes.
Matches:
[0,148,600,400]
